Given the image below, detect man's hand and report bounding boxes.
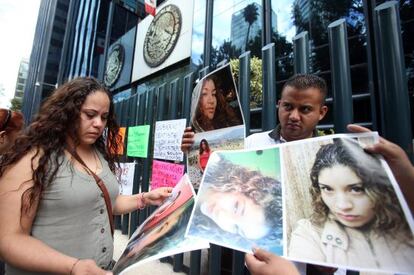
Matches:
[181,127,195,154]
[245,248,299,275]
[347,124,414,212]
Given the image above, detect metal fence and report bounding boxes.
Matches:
[113,2,412,274]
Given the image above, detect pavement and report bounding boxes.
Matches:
[113,230,187,275]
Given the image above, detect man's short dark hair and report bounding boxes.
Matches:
[282,74,327,103]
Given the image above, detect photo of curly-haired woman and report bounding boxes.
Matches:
[283,135,414,274]
[187,148,283,255]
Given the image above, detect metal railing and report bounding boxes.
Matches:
[113,2,411,274]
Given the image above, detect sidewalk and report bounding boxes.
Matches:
[113,230,186,275]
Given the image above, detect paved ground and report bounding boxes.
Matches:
[113,230,186,275]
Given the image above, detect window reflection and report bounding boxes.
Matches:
[191,0,206,70]
[210,0,263,67]
[270,0,369,125]
[271,0,295,85]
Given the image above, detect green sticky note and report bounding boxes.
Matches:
[127,125,150,158]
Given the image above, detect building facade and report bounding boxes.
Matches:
[14,58,29,100]
[23,0,413,147]
[21,0,69,122]
[20,1,414,273]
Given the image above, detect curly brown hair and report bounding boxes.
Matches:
[0,77,120,214]
[188,155,283,251]
[203,155,282,231]
[310,138,411,238]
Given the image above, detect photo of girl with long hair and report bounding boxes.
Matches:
[190,65,243,133]
[285,136,414,274]
[187,149,283,255]
[114,175,208,274]
[187,64,245,190]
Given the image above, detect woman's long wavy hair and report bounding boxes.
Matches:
[192,156,282,246]
[0,77,120,214]
[310,138,411,238]
[193,76,242,132]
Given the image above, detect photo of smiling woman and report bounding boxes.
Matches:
[190,65,243,133]
[187,150,283,254]
[287,138,414,273]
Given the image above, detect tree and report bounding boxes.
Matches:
[291,0,365,73]
[209,39,241,68]
[272,32,294,82]
[230,57,263,108]
[243,3,259,52]
[10,97,22,111]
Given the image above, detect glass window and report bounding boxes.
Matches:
[270,0,295,83]
[91,3,138,88]
[271,0,369,126]
[210,0,263,67]
[191,0,207,70]
[111,5,138,43]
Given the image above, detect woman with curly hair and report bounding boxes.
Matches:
[0,77,172,275]
[0,108,24,155]
[190,75,242,132]
[289,138,414,273]
[188,155,282,253]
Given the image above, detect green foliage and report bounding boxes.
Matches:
[230,57,263,108]
[243,3,259,51]
[317,128,335,136]
[291,0,365,73]
[10,97,22,111]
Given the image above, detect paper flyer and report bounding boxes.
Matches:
[153,118,186,162]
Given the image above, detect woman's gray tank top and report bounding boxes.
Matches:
[6,151,119,274]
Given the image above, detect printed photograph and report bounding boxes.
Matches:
[282,134,414,274]
[113,174,209,274]
[187,148,283,255]
[190,63,244,133]
[187,125,245,189]
[188,63,245,189]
